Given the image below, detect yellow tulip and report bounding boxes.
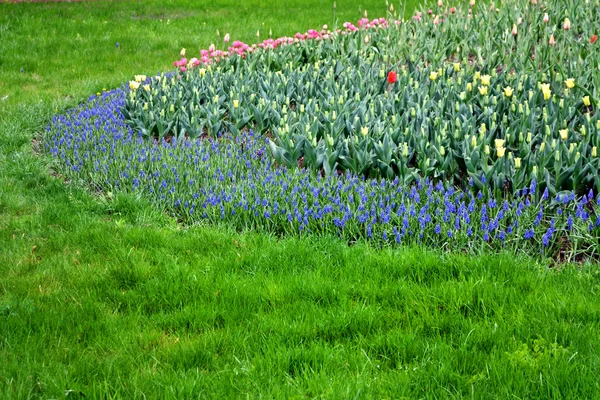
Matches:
[559,128,568,140]
[129,81,140,90]
[480,75,491,86]
[361,126,368,136]
[592,147,597,157]
[494,139,505,149]
[429,71,438,81]
[514,157,521,169]
[454,63,460,72]
[540,83,551,100]
[503,86,514,97]
[565,78,575,89]
[233,100,239,109]
[478,86,488,95]
[496,147,506,158]
[583,96,591,106]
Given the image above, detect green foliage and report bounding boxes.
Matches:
[1,0,600,398]
[122,0,600,197]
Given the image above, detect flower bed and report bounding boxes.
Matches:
[46,0,600,261]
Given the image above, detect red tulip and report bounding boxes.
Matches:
[387,71,397,84]
[591,35,598,44]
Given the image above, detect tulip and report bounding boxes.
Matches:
[180,48,186,56]
[494,138,505,149]
[129,81,140,90]
[515,157,521,168]
[503,86,514,97]
[592,35,598,44]
[429,71,438,81]
[361,126,368,136]
[593,147,597,157]
[583,96,591,106]
[543,13,549,23]
[549,34,556,46]
[540,83,551,100]
[563,18,571,30]
[480,74,490,86]
[512,24,518,36]
[233,100,239,109]
[478,86,488,95]
[559,128,568,140]
[496,147,506,158]
[224,33,230,43]
[387,71,397,84]
[564,78,575,89]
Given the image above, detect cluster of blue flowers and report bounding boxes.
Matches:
[45,89,600,259]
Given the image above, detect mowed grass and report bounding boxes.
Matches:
[1,0,600,398]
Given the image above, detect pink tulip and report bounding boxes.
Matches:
[224,33,230,43]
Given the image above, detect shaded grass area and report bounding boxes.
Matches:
[1,0,600,398]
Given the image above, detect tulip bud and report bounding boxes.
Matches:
[592,147,597,157]
[560,129,568,140]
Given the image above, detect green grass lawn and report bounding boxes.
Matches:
[1,0,600,398]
